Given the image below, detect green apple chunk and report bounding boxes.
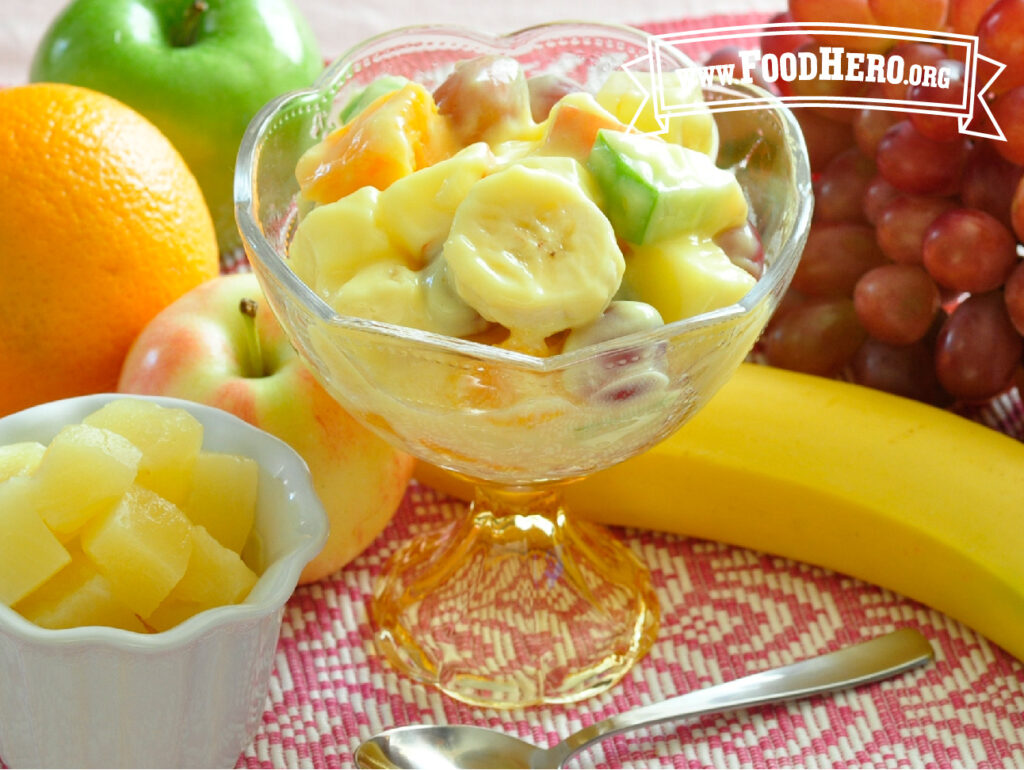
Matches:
[587,129,748,246]
[29,0,323,255]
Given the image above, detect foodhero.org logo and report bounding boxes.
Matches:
[629,22,1006,140]
[711,46,955,91]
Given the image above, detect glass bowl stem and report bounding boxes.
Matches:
[372,481,659,707]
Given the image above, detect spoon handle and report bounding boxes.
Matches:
[552,628,933,767]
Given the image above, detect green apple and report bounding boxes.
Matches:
[30,0,323,256]
[117,273,416,583]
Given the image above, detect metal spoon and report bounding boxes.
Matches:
[355,627,933,769]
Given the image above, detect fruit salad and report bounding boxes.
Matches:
[288,56,762,359]
[0,399,260,633]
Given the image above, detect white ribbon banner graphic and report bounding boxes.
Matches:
[629,22,1006,141]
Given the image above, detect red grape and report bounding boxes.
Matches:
[760,12,815,97]
[762,297,868,376]
[988,86,1024,166]
[934,291,1023,400]
[796,109,855,172]
[788,41,869,124]
[977,0,1024,94]
[853,107,901,158]
[875,194,957,263]
[880,43,946,103]
[714,220,764,279]
[853,263,941,344]
[704,46,771,92]
[949,0,998,33]
[768,0,1024,410]
[960,140,1024,228]
[868,0,949,29]
[922,208,1019,292]
[876,120,969,195]
[814,147,876,223]
[907,59,967,142]
[788,0,891,53]
[526,75,576,122]
[773,287,811,319]
[1004,260,1024,335]
[862,176,903,224]
[1012,173,1024,242]
[791,222,888,297]
[851,336,951,405]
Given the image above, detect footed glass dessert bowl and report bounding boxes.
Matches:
[236,21,812,708]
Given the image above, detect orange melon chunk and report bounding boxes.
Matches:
[540,92,630,162]
[83,399,203,507]
[0,477,71,605]
[80,485,193,618]
[295,82,454,204]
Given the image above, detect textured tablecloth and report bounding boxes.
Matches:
[3,3,1024,768]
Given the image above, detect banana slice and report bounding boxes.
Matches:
[443,164,624,351]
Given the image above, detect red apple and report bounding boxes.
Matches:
[117,273,415,583]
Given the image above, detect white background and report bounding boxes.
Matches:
[0,0,784,85]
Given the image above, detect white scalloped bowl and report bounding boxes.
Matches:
[0,394,329,769]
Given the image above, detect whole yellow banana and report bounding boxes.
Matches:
[415,362,1024,664]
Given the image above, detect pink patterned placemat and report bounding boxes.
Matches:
[240,481,1024,769]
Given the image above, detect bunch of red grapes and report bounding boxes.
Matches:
[710,0,1024,407]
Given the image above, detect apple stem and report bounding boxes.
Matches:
[239,298,266,378]
[173,0,209,48]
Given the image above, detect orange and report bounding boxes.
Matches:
[0,83,219,418]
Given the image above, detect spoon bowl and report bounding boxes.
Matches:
[355,628,934,769]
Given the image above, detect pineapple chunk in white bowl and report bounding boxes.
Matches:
[0,393,328,769]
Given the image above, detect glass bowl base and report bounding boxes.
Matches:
[370,485,660,708]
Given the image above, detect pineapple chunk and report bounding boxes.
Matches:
[32,423,142,538]
[13,546,146,632]
[0,441,45,482]
[288,186,400,300]
[147,526,258,632]
[81,485,193,618]
[623,235,756,323]
[146,525,259,633]
[0,477,71,605]
[174,525,258,606]
[83,399,203,506]
[144,598,204,633]
[183,451,258,554]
